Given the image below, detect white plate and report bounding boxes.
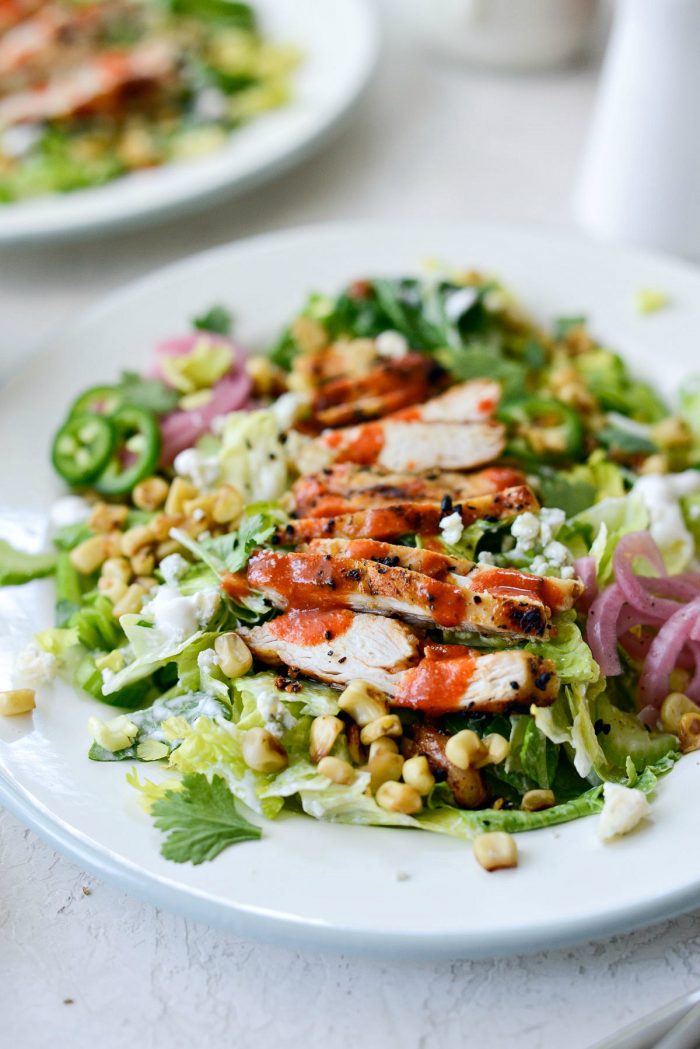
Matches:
[3,221,700,959]
[0,0,378,245]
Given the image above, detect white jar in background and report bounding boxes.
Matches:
[407,0,600,72]
[575,0,700,258]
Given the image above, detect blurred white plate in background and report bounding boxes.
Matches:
[2,221,700,958]
[0,0,378,245]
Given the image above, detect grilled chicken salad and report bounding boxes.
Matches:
[0,0,298,202]
[4,273,700,871]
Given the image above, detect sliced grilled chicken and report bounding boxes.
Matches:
[291,463,526,518]
[239,608,421,693]
[229,550,550,639]
[392,379,500,423]
[0,38,177,127]
[317,418,505,472]
[308,538,473,579]
[0,0,43,33]
[310,354,437,429]
[392,643,558,714]
[292,338,377,391]
[277,485,540,544]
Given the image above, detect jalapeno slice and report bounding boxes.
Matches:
[95,406,162,496]
[499,397,584,462]
[51,413,117,486]
[69,384,123,418]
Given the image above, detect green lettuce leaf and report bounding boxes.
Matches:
[89,692,231,761]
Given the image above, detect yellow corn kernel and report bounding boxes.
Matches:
[480,733,511,767]
[679,711,700,754]
[98,576,128,605]
[155,538,184,560]
[130,548,155,577]
[445,730,487,770]
[368,736,399,762]
[368,749,404,792]
[112,583,147,619]
[165,477,199,515]
[0,688,35,716]
[183,493,217,520]
[135,576,157,591]
[148,513,183,543]
[401,755,435,796]
[87,502,128,534]
[473,832,518,872]
[241,728,288,773]
[212,484,244,525]
[375,780,422,815]
[120,525,153,558]
[245,356,287,397]
[337,680,389,726]
[132,476,169,511]
[521,789,556,812]
[661,692,700,735]
[100,556,132,583]
[360,714,403,746]
[309,715,344,764]
[214,633,253,679]
[317,755,355,785]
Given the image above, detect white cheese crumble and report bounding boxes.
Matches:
[173,448,220,489]
[511,508,572,576]
[439,510,464,546]
[375,330,409,359]
[599,782,651,841]
[511,511,540,553]
[49,495,91,530]
[632,470,700,569]
[197,648,219,673]
[14,643,57,686]
[271,391,310,432]
[477,551,496,565]
[159,553,189,586]
[145,586,219,644]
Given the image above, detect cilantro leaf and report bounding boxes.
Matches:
[117,372,180,415]
[151,773,261,864]
[193,304,233,336]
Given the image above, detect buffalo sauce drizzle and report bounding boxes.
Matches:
[468,566,568,611]
[393,647,479,713]
[324,422,385,464]
[268,608,355,646]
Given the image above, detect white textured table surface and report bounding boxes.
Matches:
[4,4,700,1047]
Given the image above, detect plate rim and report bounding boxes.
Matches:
[0,0,380,245]
[5,218,700,958]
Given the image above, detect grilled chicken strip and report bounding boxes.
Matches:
[239,608,421,693]
[317,419,505,472]
[391,643,558,714]
[308,538,473,579]
[310,354,438,429]
[241,616,558,716]
[227,550,550,639]
[392,379,500,423]
[277,485,540,544]
[291,463,526,518]
[0,0,43,33]
[0,38,177,127]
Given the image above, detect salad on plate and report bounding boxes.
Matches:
[4,270,700,872]
[0,0,299,202]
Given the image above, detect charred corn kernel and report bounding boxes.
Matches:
[481,733,510,767]
[70,534,110,574]
[130,547,155,577]
[148,513,183,543]
[679,711,700,754]
[136,739,170,762]
[245,356,287,397]
[98,577,128,605]
[401,755,435,796]
[241,728,288,773]
[212,484,244,525]
[368,737,399,761]
[360,714,403,746]
[369,749,404,792]
[338,680,389,726]
[309,715,344,763]
[661,692,700,735]
[182,516,210,539]
[652,416,690,449]
[165,477,198,515]
[101,556,132,582]
[639,453,669,476]
[375,780,422,815]
[136,576,157,591]
[132,476,169,511]
[103,531,124,558]
[521,789,556,812]
[87,502,128,533]
[156,538,184,560]
[214,632,253,679]
[88,714,137,752]
[346,722,364,765]
[0,688,35,716]
[317,755,355,785]
[184,493,217,519]
[112,583,147,618]
[445,730,487,770]
[120,525,153,558]
[291,315,327,355]
[473,832,518,872]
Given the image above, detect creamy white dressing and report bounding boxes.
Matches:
[145,585,219,643]
[632,470,700,568]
